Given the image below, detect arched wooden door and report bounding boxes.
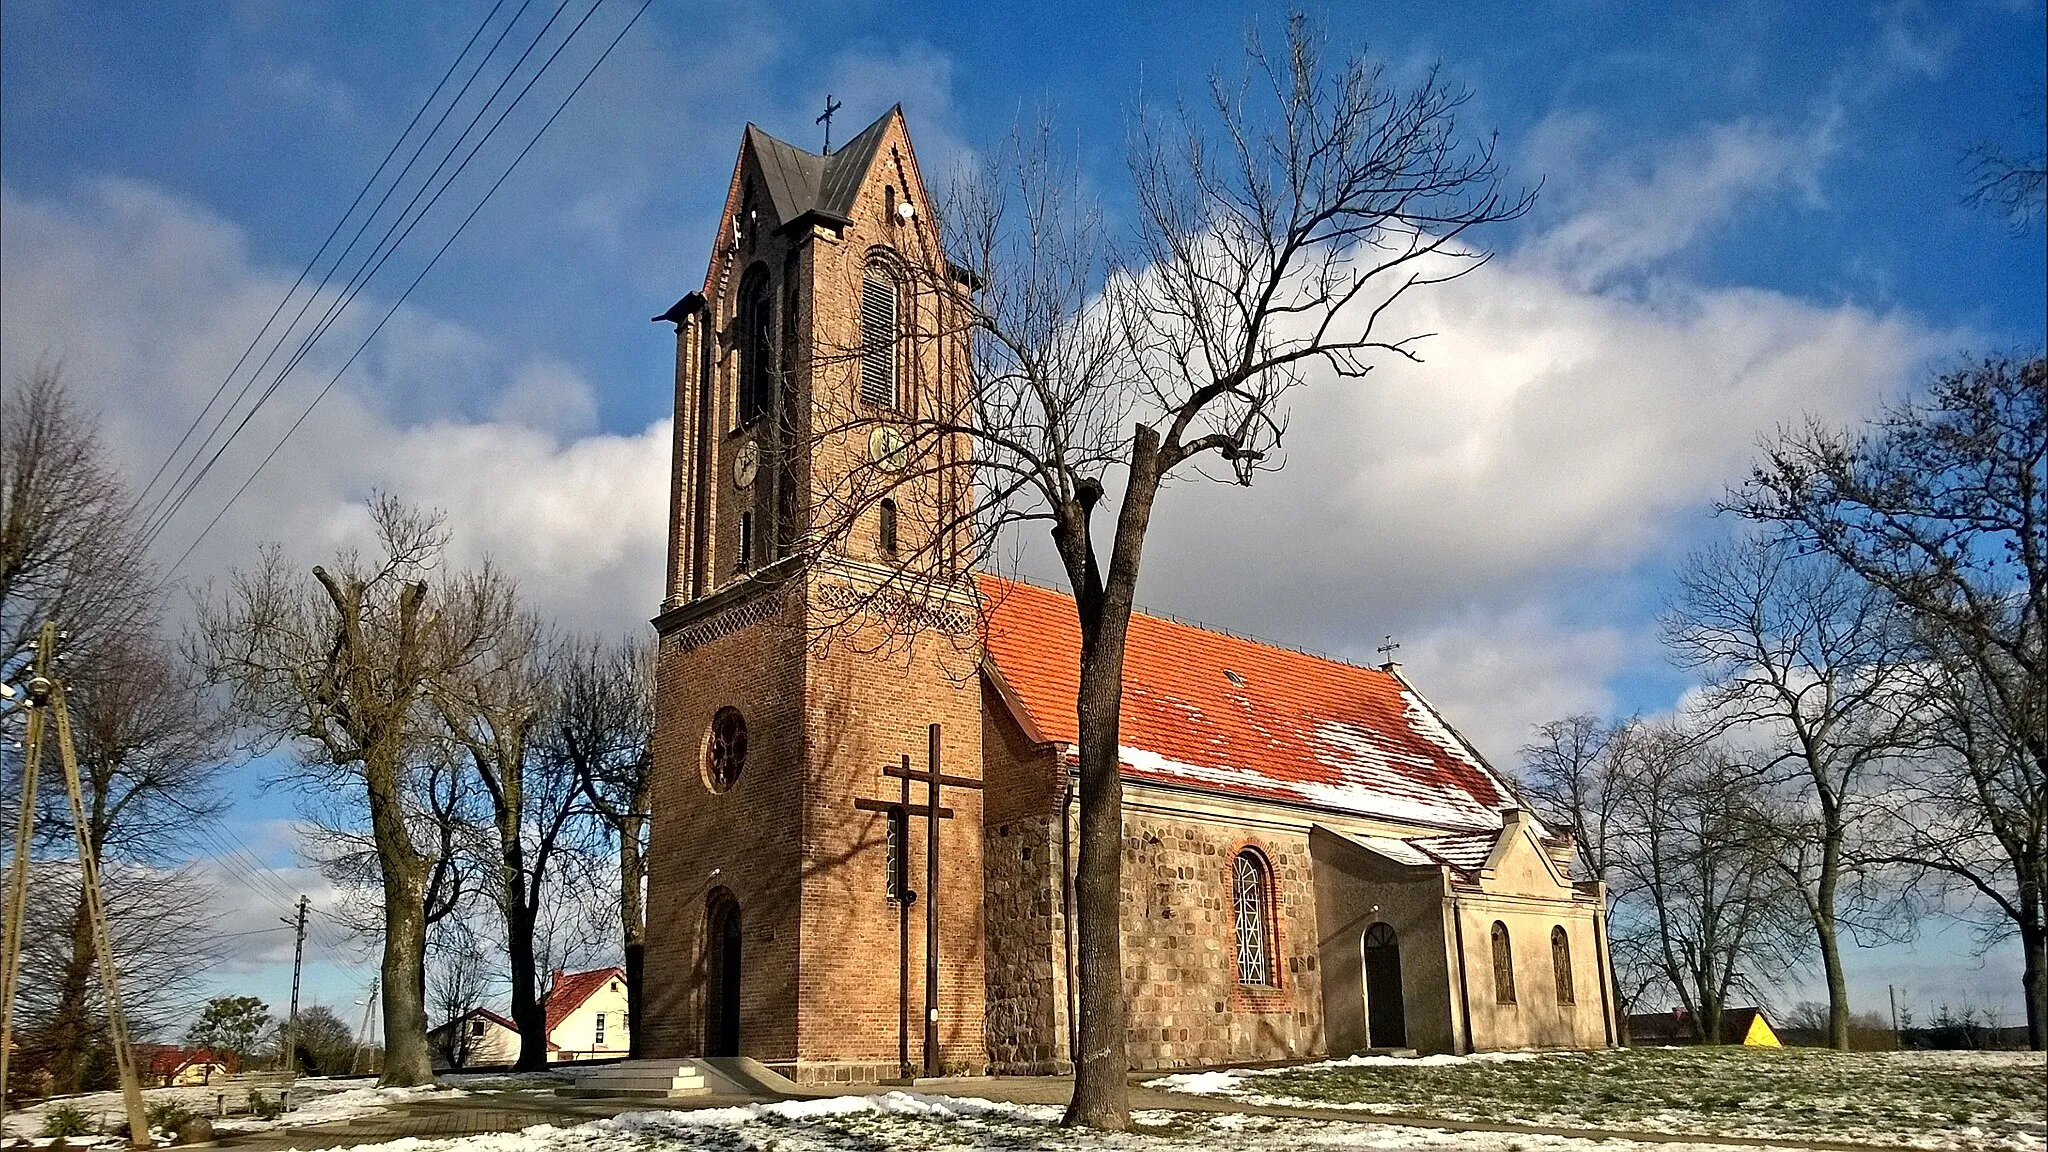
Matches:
[1362,921,1407,1049]
[705,891,742,1056]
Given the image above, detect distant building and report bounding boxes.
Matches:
[429,1007,520,1069]
[135,1045,231,1086]
[544,967,631,1062]
[430,967,631,1068]
[1627,1005,1781,1047]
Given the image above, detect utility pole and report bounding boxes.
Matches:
[282,895,309,1074]
[0,625,150,1146]
[351,976,380,1076]
[1889,984,1901,1049]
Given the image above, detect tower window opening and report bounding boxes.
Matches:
[738,267,773,425]
[860,261,899,408]
[738,512,753,572]
[878,498,899,557]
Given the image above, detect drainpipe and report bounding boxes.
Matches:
[1449,890,1474,1055]
[1593,904,1617,1047]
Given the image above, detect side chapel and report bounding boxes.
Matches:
[641,107,1619,1085]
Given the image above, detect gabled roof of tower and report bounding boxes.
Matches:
[741,105,899,228]
[978,575,1525,833]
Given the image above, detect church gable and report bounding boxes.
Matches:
[977,575,1529,833]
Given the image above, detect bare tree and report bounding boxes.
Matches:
[1520,714,1632,885]
[1662,533,1917,1049]
[195,496,500,1086]
[540,633,652,1054]
[1612,725,1810,1044]
[12,631,226,1091]
[429,571,581,1072]
[1961,94,2046,233]
[0,364,150,671]
[798,15,1529,1127]
[1728,353,2046,1047]
[427,920,491,1070]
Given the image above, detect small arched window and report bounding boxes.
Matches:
[1491,921,1517,1005]
[878,498,899,556]
[1551,926,1575,1005]
[1233,850,1274,986]
[859,260,899,408]
[737,266,773,424]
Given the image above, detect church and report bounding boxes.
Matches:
[639,107,1619,1086]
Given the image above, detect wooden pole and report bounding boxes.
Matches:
[898,756,911,1079]
[50,678,149,1147]
[0,635,48,1133]
[923,723,940,1077]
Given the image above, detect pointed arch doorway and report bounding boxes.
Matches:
[1362,921,1407,1049]
[705,889,742,1056]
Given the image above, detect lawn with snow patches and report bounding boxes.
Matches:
[1,1077,464,1140]
[253,1093,1769,1152]
[1148,1047,2048,1152]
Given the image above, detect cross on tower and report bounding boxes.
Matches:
[817,94,843,155]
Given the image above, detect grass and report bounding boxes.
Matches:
[1170,1047,2047,1150]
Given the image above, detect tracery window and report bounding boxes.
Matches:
[706,707,748,792]
[1233,850,1274,986]
[1491,921,1517,1005]
[1551,925,1575,1005]
[859,259,899,408]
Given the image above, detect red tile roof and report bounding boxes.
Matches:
[543,967,625,1035]
[979,575,1519,832]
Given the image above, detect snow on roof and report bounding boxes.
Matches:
[979,575,1520,832]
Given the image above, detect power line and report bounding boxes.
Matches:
[137,0,555,551]
[164,0,655,576]
[132,0,517,534]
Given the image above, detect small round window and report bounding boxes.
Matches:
[706,707,748,792]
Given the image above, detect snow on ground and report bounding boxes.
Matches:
[1148,1048,2047,1152]
[253,1093,1765,1152]
[1,1077,464,1140]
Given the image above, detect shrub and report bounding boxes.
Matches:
[40,1105,94,1138]
[147,1100,198,1132]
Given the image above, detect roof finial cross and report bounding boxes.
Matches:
[1376,636,1401,658]
[817,94,843,155]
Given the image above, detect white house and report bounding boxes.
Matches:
[430,967,632,1067]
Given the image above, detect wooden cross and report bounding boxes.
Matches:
[817,94,843,155]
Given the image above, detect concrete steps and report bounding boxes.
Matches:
[556,1056,801,1099]
[557,1059,712,1098]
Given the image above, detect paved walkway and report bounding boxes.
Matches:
[208,1076,1926,1152]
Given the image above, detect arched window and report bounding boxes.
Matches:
[737,266,773,424]
[1233,850,1274,986]
[859,259,899,408]
[1490,921,1517,1005]
[1551,926,1575,1005]
[878,498,899,556]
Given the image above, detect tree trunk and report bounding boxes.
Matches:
[378,857,434,1086]
[504,845,547,1072]
[367,747,435,1087]
[620,810,646,1059]
[2019,897,2046,1051]
[48,894,96,1093]
[1061,434,1161,1131]
[1816,841,1851,1051]
[1063,652,1129,1129]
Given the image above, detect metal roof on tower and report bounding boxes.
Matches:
[741,105,898,229]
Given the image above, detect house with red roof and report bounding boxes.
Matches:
[428,968,630,1068]
[635,108,1618,1087]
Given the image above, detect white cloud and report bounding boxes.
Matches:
[0,177,668,638]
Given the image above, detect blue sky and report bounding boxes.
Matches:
[3,1,2043,1029]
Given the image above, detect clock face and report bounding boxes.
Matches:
[868,426,908,471]
[733,440,760,489]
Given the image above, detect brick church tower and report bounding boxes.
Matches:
[639,107,988,1084]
